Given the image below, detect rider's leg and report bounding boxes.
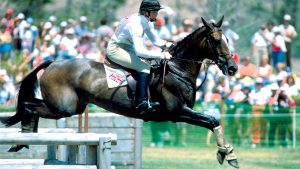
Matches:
[135,72,159,113]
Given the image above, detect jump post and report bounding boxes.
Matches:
[0,112,143,169]
[0,132,117,169]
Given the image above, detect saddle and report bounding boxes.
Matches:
[104,57,159,99]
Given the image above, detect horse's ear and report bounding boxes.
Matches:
[201,17,213,30]
[214,15,224,28]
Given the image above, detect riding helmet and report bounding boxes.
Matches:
[140,0,163,12]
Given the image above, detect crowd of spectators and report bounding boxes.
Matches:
[0,8,298,148]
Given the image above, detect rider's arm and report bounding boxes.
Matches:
[129,23,164,59]
[144,23,166,48]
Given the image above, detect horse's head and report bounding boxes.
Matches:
[201,16,238,76]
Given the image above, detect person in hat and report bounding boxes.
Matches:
[278,14,297,69]
[75,16,89,38]
[1,9,15,33]
[106,0,173,114]
[57,28,79,60]
[271,26,286,67]
[249,77,272,148]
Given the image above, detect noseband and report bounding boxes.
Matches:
[205,29,232,70]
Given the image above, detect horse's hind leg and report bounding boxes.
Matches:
[174,106,239,168]
[8,106,40,152]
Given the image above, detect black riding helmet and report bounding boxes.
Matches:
[139,0,163,13]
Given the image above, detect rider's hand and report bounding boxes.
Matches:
[165,42,174,48]
[161,52,172,60]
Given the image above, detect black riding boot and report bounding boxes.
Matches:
[135,72,160,114]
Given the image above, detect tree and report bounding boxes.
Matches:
[9,0,53,20]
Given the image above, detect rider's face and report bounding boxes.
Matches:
[147,11,158,22]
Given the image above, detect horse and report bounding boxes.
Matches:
[1,16,239,168]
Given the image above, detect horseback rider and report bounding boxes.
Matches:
[106,0,173,113]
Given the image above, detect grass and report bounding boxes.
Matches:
[142,146,300,169]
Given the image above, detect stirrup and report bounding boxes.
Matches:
[136,100,160,114]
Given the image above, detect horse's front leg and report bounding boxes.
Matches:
[175,106,239,168]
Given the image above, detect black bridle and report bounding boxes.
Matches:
[168,28,232,91]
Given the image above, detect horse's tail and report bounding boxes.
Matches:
[1,61,53,127]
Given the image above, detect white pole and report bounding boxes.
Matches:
[293,109,296,149]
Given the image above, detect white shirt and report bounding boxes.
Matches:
[60,36,79,56]
[279,24,297,42]
[251,30,268,47]
[249,87,272,105]
[111,13,166,59]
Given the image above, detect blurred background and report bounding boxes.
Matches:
[0,0,299,169]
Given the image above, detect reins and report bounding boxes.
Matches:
[160,57,215,91]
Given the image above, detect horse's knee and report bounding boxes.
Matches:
[207,116,220,131]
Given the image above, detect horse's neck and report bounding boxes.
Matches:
[168,60,201,83]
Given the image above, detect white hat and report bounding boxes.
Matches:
[255,77,264,84]
[223,21,230,27]
[44,22,52,29]
[272,26,280,33]
[17,13,25,19]
[65,28,75,34]
[284,14,291,21]
[49,15,57,22]
[60,21,68,27]
[44,34,52,41]
[80,16,87,22]
[269,83,279,90]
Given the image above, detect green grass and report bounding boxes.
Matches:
[142,146,300,169]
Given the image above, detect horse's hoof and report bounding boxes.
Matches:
[228,159,239,168]
[8,145,29,152]
[216,151,225,165]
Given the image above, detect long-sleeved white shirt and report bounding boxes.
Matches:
[111,13,166,59]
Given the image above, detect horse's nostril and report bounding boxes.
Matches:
[228,66,237,75]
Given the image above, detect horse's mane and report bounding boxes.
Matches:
[169,26,206,57]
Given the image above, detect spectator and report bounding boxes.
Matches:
[1,9,15,34]
[271,26,286,67]
[256,54,272,85]
[77,33,101,61]
[0,24,12,61]
[13,13,26,53]
[154,18,170,40]
[238,55,257,79]
[268,85,292,147]
[265,21,275,63]
[175,18,193,41]
[57,28,79,60]
[96,18,114,48]
[162,15,177,41]
[22,22,34,54]
[278,14,297,69]
[249,77,271,148]
[26,17,39,53]
[227,84,252,145]
[75,16,89,38]
[193,16,203,30]
[222,21,239,54]
[274,63,288,86]
[48,15,59,36]
[0,72,14,105]
[251,25,268,67]
[40,35,55,62]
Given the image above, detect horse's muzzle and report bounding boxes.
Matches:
[227,65,237,76]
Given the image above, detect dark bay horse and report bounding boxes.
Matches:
[2,17,239,168]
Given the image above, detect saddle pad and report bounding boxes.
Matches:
[104,64,128,88]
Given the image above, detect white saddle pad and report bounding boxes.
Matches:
[104,64,128,88]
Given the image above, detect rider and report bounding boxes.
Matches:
[106,0,173,113]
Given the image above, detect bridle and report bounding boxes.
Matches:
[165,28,232,91]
